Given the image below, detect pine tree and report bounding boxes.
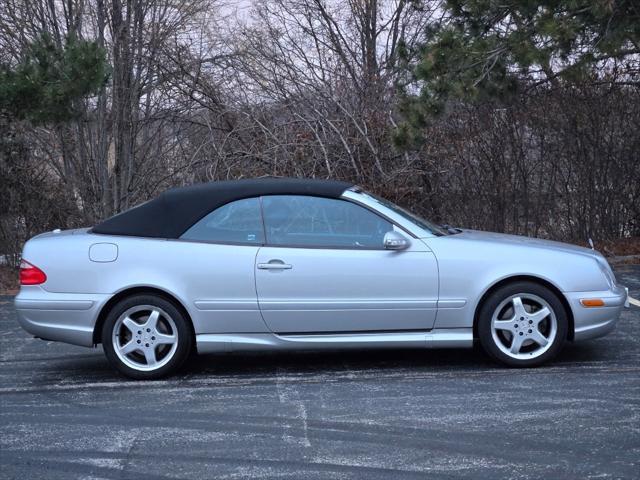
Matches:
[0,34,109,125]
[396,0,640,144]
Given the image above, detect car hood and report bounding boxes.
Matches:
[440,229,601,258]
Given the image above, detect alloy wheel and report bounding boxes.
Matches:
[111,305,179,372]
[490,293,558,360]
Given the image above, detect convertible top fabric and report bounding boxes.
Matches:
[91,177,353,239]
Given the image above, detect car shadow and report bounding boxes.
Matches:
[555,340,620,364]
[32,339,616,383]
[179,340,615,379]
[185,347,490,376]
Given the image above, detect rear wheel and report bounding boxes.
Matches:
[101,294,193,379]
[478,282,568,367]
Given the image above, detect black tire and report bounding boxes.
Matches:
[477,281,568,367]
[101,294,193,380]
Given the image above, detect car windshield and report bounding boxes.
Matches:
[355,190,449,236]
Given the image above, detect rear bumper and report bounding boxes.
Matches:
[14,286,109,347]
[565,284,628,342]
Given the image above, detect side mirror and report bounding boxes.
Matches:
[383,230,410,250]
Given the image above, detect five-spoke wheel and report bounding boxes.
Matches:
[102,295,192,379]
[478,282,567,367]
[112,305,179,371]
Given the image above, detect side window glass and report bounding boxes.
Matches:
[180,197,264,244]
[262,195,393,248]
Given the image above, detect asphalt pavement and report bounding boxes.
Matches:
[1,265,639,479]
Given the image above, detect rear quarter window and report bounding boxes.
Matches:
[180,197,264,244]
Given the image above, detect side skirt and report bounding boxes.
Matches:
[196,329,473,354]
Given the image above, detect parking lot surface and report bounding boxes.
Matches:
[1,265,639,479]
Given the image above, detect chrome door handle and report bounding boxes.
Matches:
[257,260,292,270]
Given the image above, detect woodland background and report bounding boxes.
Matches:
[1,0,639,272]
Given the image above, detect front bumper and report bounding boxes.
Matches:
[565,284,628,342]
[14,286,110,347]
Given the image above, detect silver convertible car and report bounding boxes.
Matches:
[15,178,629,379]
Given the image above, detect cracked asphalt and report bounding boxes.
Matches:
[1,265,639,479]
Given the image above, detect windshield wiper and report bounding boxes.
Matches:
[441,224,463,235]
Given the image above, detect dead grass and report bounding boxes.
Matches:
[595,237,640,258]
[0,265,18,296]
[581,237,640,265]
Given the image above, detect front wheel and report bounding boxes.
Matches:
[101,294,193,379]
[477,282,568,367]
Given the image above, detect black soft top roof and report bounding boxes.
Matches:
[92,177,353,239]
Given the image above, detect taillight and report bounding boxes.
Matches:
[19,260,47,285]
